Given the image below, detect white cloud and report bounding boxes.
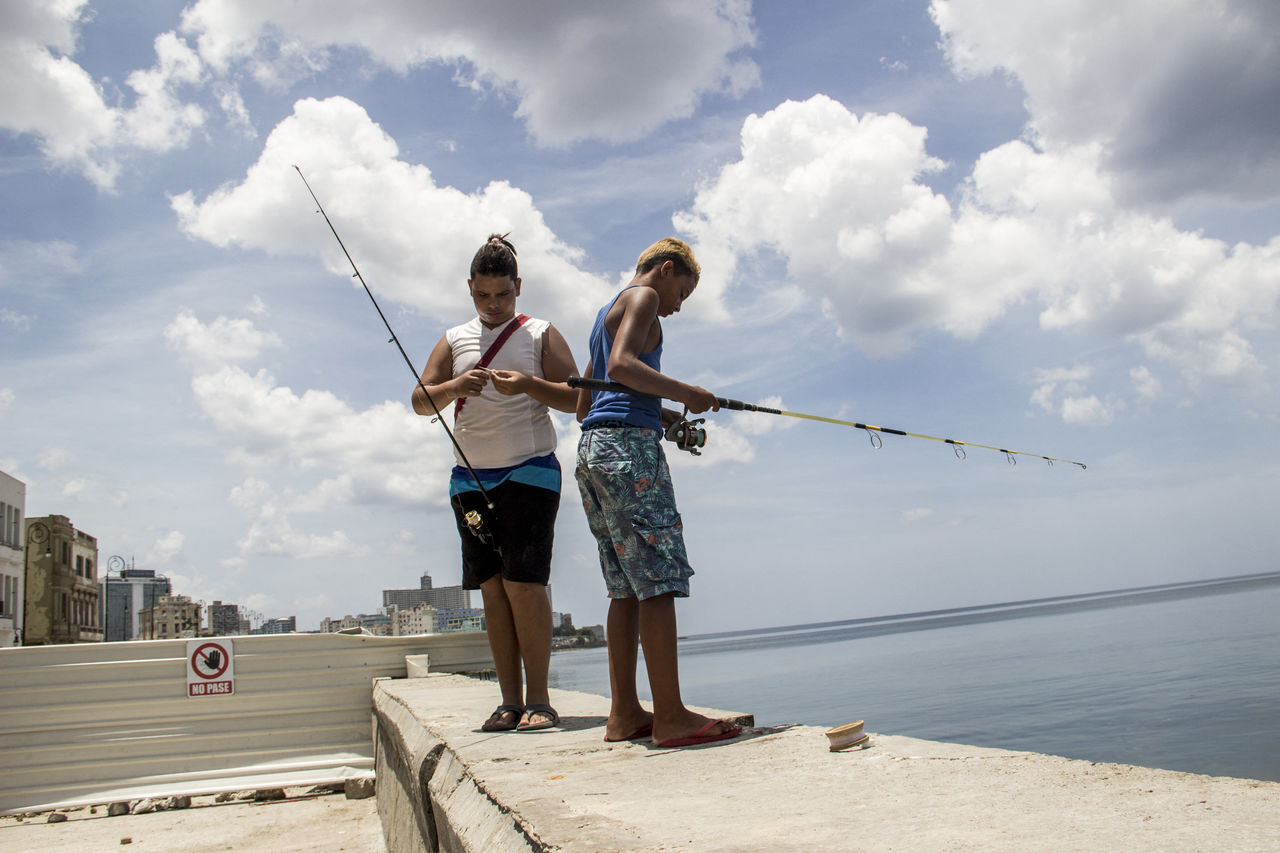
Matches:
[1130,366,1162,402]
[229,477,361,558]
[1,309,31,332]
[150,530,186,563]
[930,0,1280,205]
[1034,366,1093,386]
[168,311,448,498]
[0,0,118,186]
[164,309,282,369]
[677,95,1280,390]
[1030,365,1116,425]
[50,473,128,507]
[0,239,84,289]
[216,83,255,138]
[37,448,74,470]
[179,0,759,145]
[1061,395,1114,426]
[118,31,206,151]
[552,412,582,477]
[289,476,356,514]
[241,592,272,613]
[169,309,459,554]
[675,94,950,348]
[187,362,446,503]
[61,477,88,497]
[0,1,206,188]
[0,388,13,414]
[172,96,615,331]
[1031,365,1087,415]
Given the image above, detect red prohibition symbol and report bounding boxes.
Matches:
[191,643,230,680]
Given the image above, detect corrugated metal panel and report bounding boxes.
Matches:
[0,631,492,814]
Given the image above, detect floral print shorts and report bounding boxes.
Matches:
[575,427,693,600]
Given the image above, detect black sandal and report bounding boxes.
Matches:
[481,704,523,732]
[516,703,559,732]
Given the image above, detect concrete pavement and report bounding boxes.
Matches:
[376,674,1280,852]
[10,673,1279,852]
[0,788,386,852]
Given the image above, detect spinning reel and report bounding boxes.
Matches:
[665,407,708,456]
[463,509,501,553]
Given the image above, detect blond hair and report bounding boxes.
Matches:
[635,237,700,283]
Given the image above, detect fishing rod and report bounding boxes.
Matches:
[569,376,1087,469]
[294,166,501,549]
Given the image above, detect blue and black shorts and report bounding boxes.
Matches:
[450,455,560,589]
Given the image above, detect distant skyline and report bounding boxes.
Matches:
[3,1,1279,634]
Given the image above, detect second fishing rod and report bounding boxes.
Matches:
[570,376,1087,469]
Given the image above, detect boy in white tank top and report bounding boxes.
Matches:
[412,234,579,733]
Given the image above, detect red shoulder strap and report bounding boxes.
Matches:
[454,314,530,421]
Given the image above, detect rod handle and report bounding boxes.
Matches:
[567,376,748,410]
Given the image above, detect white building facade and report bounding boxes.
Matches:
[392,603,438,636]
[0,471,25,646]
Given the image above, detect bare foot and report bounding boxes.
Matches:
[604,709,655,742]
[652,711,741,748]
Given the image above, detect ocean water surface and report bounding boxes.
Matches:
[549,572,1280,782]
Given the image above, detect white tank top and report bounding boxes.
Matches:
[446,316,557,469]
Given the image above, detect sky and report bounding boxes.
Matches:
[2,0,1279,635]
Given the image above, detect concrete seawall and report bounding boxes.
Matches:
[373,674,1280,852]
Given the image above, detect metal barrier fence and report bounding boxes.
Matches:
[0,631,492,814]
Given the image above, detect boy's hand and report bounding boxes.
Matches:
[683,386,720,414]
[489,369,529,396]
[453,367,492,398]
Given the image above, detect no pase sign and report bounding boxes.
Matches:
[187,639,235,697]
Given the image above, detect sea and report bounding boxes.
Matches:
[548,571,1280,783]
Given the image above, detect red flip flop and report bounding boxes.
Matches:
[604,723,653,742]
[655,719,742,748]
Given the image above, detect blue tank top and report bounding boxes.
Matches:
[582,287,663,430]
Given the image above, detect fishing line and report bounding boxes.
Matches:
[294,166,501,548]
[570,376,1087,470]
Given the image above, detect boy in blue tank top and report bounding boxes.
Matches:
[575,238,742,748]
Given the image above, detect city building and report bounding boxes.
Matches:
[207,600,243,636]
[0,471,25,646]
[138,594,202,640]
[319,614,362,633]
[392,603,438,636]
[436,607,486,633]
[23,515,103,645]
[101,565,172,642]
[319,611,392,636]
[258,616,296,634]
[382,573,471,612]
[320,604,484,636]
[358,611,393,636]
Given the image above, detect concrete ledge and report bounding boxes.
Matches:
[374,673,1280,852]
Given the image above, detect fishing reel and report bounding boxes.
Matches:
[664,407,708,456]
[464,509,501,553]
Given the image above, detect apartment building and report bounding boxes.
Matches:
[23,515,102,645]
